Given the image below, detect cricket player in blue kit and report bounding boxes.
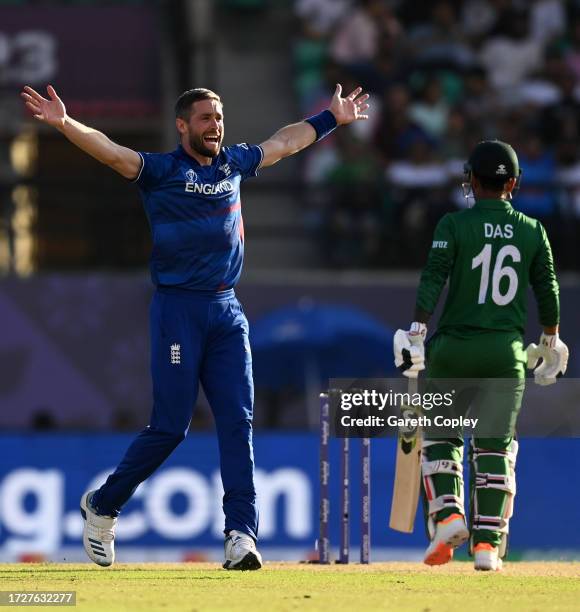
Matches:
[21,83,369,569]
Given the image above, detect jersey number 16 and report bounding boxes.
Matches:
[472,244,521,306]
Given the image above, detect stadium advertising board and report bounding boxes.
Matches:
[0,434,577,561]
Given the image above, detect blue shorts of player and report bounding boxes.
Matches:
[91,287,258,540]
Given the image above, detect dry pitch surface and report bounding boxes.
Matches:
[1,562,578,611]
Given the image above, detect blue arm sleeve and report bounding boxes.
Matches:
[132,152,173,190]
[226,143,264,181]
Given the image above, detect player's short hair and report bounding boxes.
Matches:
[175,88,222,120]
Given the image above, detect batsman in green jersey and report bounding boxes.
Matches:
[394,140,569,571]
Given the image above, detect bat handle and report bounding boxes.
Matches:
[526,343,540,370]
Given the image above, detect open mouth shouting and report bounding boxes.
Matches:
[190,127,223,159]
[203,133,221,149]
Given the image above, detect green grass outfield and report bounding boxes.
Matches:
[1,562,578,612]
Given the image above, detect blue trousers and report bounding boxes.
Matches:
[92,288,258,539]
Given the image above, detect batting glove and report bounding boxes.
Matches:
[526,333,569,386]
[394,322,427,378]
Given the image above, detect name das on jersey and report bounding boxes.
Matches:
[484,223,513,239]
[433,223,514,249]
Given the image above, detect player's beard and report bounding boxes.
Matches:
[189,129,223,158]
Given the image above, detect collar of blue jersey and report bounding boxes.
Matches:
[473,198,513,210]
[176,144,220,166]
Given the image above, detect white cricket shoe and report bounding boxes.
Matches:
[424,513,469,566]
[474,543,503,571]
[80,490,117,567]
[223,530,263,570]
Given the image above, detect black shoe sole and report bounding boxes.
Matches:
[223,552,262,571]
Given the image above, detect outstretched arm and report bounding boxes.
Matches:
[20,85,142,180]
[259,84,369,168]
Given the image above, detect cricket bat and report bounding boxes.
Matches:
[389,374,422,533]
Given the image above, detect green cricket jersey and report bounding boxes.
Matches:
[416,199,559,337]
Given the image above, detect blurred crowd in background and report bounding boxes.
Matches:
[294,0,580,268]
[2,0,580,273]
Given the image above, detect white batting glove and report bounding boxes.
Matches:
[526,333,569,386]
[394,322,427,379]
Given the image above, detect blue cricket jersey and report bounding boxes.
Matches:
[133,143,263,291]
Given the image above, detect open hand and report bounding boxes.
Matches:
[21,85,67,129]
[328,84,370,126]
